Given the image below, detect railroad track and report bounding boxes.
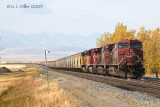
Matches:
[42,66,160,97]
[131,78,160,87]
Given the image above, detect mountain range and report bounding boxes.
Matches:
[0,29,101,61]
[0,29,100,49]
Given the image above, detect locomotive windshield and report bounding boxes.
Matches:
[130,43,142,48]
[118,43,129,48]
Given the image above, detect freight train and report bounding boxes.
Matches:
[43,39,145,78]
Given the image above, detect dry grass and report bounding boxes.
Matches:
[8,65,38,73]
[0,72,76,107]
[0,65,26,69]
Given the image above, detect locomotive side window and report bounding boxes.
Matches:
[118,43,129,48]
[104,46,109,51]
[130,43,142,48]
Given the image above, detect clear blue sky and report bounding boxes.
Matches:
[0,0,160,35]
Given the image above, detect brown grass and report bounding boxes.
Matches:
[8,65,38,73]
[0,72,76,107]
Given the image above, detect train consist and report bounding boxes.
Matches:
[44,39,145,78]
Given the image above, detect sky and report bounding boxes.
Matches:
[0,0,160,36]
[0,0,160,61]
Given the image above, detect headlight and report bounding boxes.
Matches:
[124,60,127,64]
[129,49,132,53]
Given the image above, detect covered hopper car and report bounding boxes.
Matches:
[44,39,145,78]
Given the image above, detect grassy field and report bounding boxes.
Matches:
[7,65,37,72]
[0,67,76,107]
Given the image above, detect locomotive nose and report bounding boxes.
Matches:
[118,47,142,65]
[126,48,142,65]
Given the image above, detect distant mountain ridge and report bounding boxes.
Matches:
[0,29,100,49]
[0,29,100,61]
[0,46,83,61]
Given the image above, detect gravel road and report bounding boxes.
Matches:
[47,69,160,107]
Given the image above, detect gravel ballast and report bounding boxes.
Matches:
[47,69,160,107]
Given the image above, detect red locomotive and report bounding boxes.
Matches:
[81,39,145,78]
[45,39,145,78]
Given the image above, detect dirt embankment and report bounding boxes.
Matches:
[0,67,12,73]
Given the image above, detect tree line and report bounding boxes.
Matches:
[96,23,160,74]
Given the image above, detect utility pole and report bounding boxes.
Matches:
[45,50,50,87]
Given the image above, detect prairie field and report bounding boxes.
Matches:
[6,65,37,72]
[0,69,76,107]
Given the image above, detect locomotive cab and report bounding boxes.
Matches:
[93,48,102,64]
[102,44,114,64]
[115,39,145,77]
[117,40,143,66]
